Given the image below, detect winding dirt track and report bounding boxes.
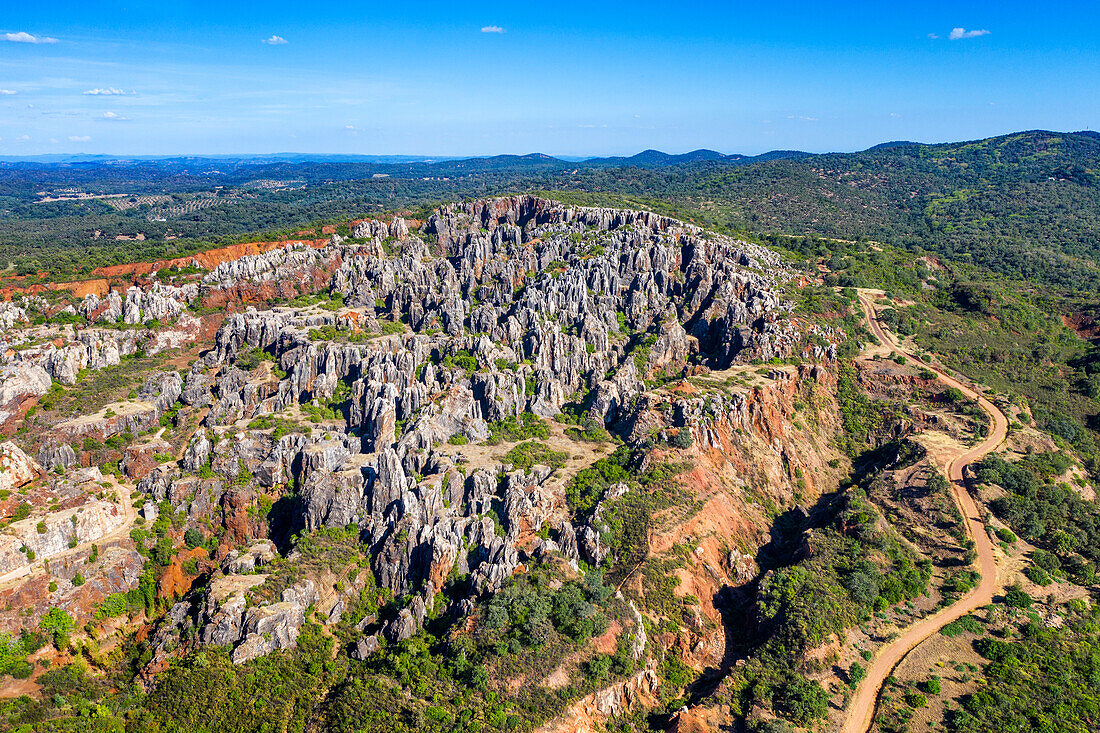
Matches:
[839,293,1008,733]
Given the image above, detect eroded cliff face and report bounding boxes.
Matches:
[0,196,849,720]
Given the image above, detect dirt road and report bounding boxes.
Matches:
[840,293,1008,733]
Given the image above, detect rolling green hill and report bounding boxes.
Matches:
[2,130,1099,290]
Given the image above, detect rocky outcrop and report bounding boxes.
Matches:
[0,480,127,578]
[98,196,842,668]
[0,441,41,492]
[50,371,183,445]
[221,539,278,574]
[0,543,145,635]
[165,574,321,665]
[0,301,29,330]
[37,441,79,472]
[229,579,319,663]
[537,667,660,733]
[0,362,52,428]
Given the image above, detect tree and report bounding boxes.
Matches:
[848,661,866,688]
[670,428,693,449]
[773,676,829,727]
[40,608,74,648]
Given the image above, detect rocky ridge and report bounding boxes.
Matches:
[0,196,843,674]
[124,196,841,667]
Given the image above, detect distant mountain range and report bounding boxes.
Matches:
[3,131,1098,171]
[0,147,815,168]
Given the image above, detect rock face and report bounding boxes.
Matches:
[0,363,51,429]
[27,196,841,668]
[82,282,195,326]
[0,543,145,635]
[0,486,127,578]
[537,668,660,733]
[148,574,319,666]
[222,539,278,574]
[0,441,41,492]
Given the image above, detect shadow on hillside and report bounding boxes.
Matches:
[658,439,921,724]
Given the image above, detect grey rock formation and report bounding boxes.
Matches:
[131,195,840,667]
[350,634,380,660]
[192,575,318,665]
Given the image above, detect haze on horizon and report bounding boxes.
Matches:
[0,0,1097,157]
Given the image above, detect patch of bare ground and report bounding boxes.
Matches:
[541,666,570,690]
[0,672,41,699]
[874,627,987,732]
[437,418,615,494]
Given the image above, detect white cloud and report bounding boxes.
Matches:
[102,111,128,120]
[890,112,902,118]
[83,87,133,95]
[262,35,288,45]
[0,89,16,95]
[68,135,90,142]
[480,26,505,34]
[3,32,58,44]
[949,27,990,40]
[927,33,940,39]
[17,134,29,140]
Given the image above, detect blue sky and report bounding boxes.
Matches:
[0,1,1096,156]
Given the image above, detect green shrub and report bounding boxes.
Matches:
[905,691,928,708]
[499,441,568,472]
[940,615,984,637]
[773,676,829,727]
[848,661,866,688]
[39,608,74,647]
[1004,583,1033,608]
[95,593,129,620]
[566,446,632,515]
[484,411,550,445]
[1023,565,1052,586]
[184,528,205,549]
[669,428,693,449]
[920,676,942,695]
